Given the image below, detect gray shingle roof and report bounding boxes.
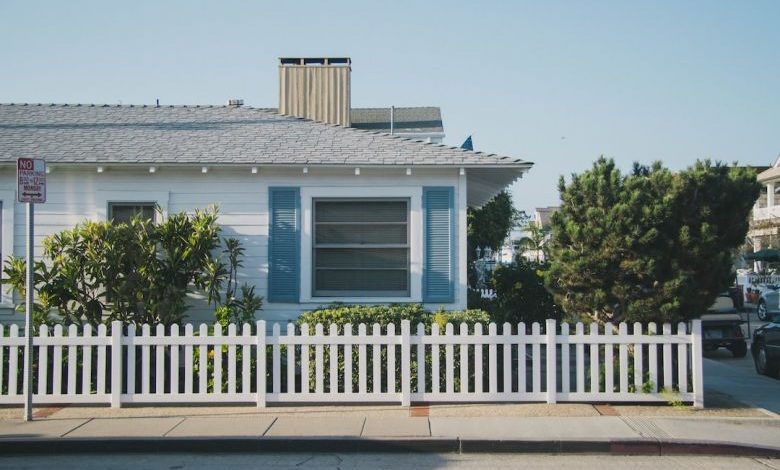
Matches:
[0,104,529,167]
[350,107,443,134]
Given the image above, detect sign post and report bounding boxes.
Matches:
[17,158,46,422]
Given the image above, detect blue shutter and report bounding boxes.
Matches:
[423,187,456,303]
[268,187,300,303]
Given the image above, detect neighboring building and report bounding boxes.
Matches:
[0,58,532,325]
[499,206,559,263]
[747,158,779,256]
[350,107,445,144]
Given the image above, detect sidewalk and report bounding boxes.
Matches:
[1,403,778,456]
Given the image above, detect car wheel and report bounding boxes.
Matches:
[754,342,779,377]
[757,301,769,321]
[729,342,748,358]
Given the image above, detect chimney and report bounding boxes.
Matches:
[278,57,351,127]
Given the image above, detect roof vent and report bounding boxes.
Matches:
[227,99,244,107]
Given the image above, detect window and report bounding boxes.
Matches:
[313,199,409,297]
[108,202,156,224]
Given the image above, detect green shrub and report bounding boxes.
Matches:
[3,206,262,327]
[295,304,491,394]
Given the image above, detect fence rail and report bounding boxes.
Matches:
[0,319,703,408]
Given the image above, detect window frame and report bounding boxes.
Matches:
[107,201,158,224]
[312,197,411,298]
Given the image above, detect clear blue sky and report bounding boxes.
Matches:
[1,0,778,214]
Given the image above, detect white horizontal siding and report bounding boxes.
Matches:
[0,166,466,325]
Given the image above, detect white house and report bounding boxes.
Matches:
[0,58,532,325]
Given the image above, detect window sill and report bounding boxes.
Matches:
[301,296,422,304]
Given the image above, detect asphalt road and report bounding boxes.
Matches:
[1,453,779,470]
[704,307,779,414]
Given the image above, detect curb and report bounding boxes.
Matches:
[0,437,778,457]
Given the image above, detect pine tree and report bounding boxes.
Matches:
[546,157,760,324]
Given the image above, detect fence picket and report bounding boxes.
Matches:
[52,324,62,396]
[97,324,107,395]
[371,323,381,394]
[184,324,194,394]
[300,324,309,394]
[460,323,469,394]
[416,323,425,394]
[358,324,367,394]
[272,323,281,394]
[677,322,688,393]
[561,323,570,394]
[502,323,511,394]
[170,324,180,395]
[155,324,165,394]
[315,323,324,394]
[431,323,440,394]
[286,323,295,394]
[532,322,541,394]
[83,325,92,395]
[227,324,237,395]
[214,324,223,394]
[619,323,628,394]
[604,323,614,394]
[329,324,338,394]
[8,325,19,395]
[633,323,643,393]
[242,324,251,395]
[482,323,491,394]
[575,323,584,393]
[67,324,78,396]
[126,325,136,395]
[662,323,672,390]
[37,325,48,395]
[142,324,151,395]
[387,323,396,394]
[344,324,353,394]
[256,320,267,406]
[589,323,599,393]
[474,323,488,394]
[517,323,526,394]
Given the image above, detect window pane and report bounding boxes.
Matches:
[315,269,408,293]
[315,224,407,244]
[313,199,409,297]
[109,204,155,224]
[315,248,407,269]
[316,201,407,223]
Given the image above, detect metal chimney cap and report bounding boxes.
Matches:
[227,99,244,107]
[279,57,351,66]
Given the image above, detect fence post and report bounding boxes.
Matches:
[256,320,267,408]
[401,320,411,406]
[546,319,557,404]
[691,319,704,409]
[110,321,122,408]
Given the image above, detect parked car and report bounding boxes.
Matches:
[751,310,780,377]
[701,294,747,357]
[756,285,780,321]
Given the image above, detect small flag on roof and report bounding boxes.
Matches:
[461,135,473,151]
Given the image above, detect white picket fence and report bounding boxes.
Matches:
[0,319,704,408]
